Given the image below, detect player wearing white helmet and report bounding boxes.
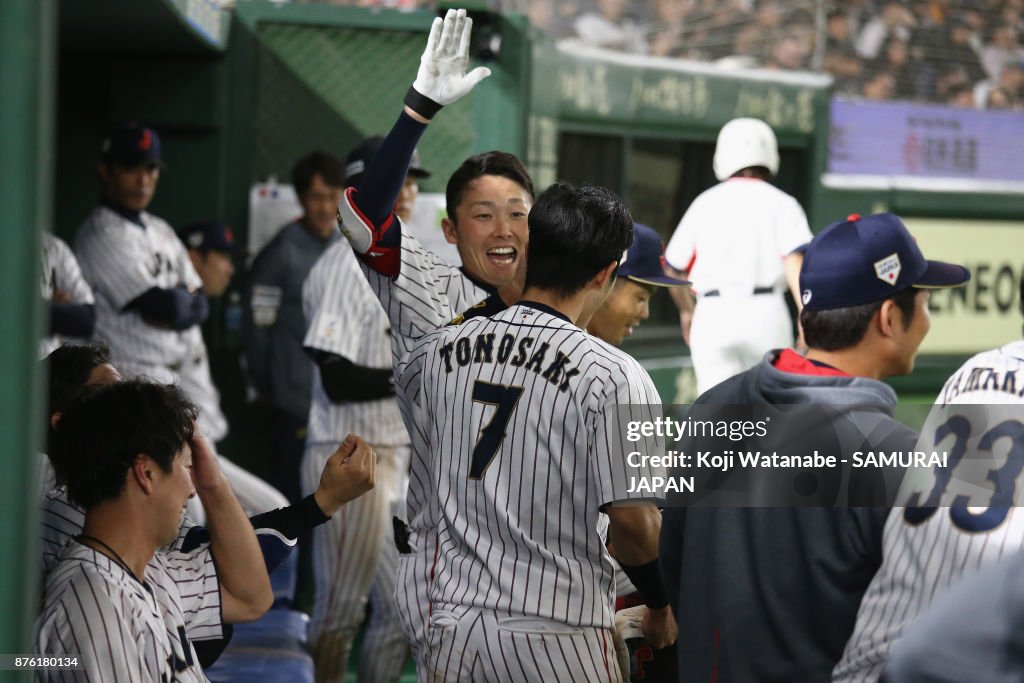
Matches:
[664,117,812,395]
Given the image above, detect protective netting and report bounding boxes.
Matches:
[252,20,476,190]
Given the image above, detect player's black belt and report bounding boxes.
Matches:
[702,286,775,297]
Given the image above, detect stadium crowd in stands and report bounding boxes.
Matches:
[521,0,1024,109]
[289,0,1024,109]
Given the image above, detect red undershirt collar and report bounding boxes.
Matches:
[772,348,851,377]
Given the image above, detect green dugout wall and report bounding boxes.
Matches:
[1,1,54,676]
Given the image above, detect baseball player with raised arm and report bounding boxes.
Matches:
[298,138,425,683]
[832,276,1024,683]
[40,233,95,358]
[664,117,812,395]
[396,181,676,681]
[336,11,534,675]
[36,380,274,682]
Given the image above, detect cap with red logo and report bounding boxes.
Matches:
[178,220,243,254]
[100,123,162,166]
[799,212,970,311]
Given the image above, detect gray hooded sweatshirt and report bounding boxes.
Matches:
[660,350,918,683]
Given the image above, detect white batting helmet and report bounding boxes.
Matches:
[712,117,780,181]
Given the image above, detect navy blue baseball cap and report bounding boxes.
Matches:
[345,135,430,188]
[178,221,243,254]
[799,213,969,311]
[618,224,690,287]
[100,123,162,166]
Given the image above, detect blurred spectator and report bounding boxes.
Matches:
[763,30,812,70]
[856,2,915,60]
[826,7,856,51]
[648,0,697,58]
[983,85,1017,108]
[933,63,973,102]
[572,0,648,52]
[876,36,919,98]
[980,24,1024,80]
[940,16,987,84]
[861,67,896,100]
[946,82,976,106]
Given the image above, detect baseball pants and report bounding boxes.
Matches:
[395,530,438,683]
[690,293,793,395]
[425,605,622,683]
[302,441,410,683]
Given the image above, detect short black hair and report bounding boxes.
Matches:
[292,150,344,196]
[44,343,112,420]
[523,182,634,298]
[445,151,535,221]
[53,380,197,510]
[801,287,919,351]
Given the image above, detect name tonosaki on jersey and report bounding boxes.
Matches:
[436,332,580,392]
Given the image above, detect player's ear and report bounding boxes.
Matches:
[97,160,111,182]
[591,261,619,291]
[441,216,459,245]
[50,411,62,429]
[876,299,898,339]
[131,454,157,494]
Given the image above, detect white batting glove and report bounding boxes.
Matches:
[404,8,491,119]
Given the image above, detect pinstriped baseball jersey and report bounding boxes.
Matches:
[358,225,489,365]
[178,327,229,443]
[40,234,95,357]
[302,240,407,447]
[355,227,489,531]
[74,206,203,369]
[397,302,664,628]
[36,539,220,682]
[833,340,1024,683]
[38,486,224,643]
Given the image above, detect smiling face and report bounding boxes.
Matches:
[586,279,654,345]
[442,174,531,290]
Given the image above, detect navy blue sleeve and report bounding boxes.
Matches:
[49,302,96,338]
[126,286,209,331]
[659,507,686,619]
[313,351,394,403]
[356,111,429,227]
[181,494,329,573]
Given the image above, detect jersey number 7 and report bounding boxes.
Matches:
[469,380,524,479]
